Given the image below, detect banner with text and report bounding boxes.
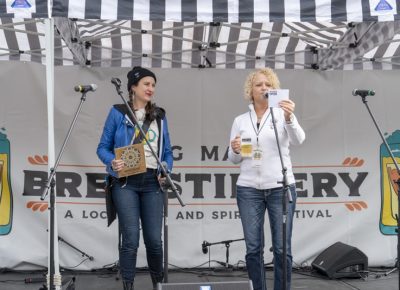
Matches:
[0,63,398,270]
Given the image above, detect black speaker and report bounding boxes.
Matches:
[157,280,253,290]
[311,242,368,279]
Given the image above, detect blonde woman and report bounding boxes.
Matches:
[228,68,305,290]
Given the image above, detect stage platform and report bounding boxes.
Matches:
[0,266,397,290]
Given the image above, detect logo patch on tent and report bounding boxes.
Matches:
[11,0,31,8]
[375,0,393,11]
[369,0,396,16]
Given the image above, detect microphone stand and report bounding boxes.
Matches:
[24,234,93,286]
[357,93,400,290]
[270,107,293,290]
[58,235,94,262]
[110,78,185,284]
[40,90,90,290]
[202,238,245,269]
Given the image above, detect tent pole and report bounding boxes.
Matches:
[45,17,62,290]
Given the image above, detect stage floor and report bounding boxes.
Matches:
[0,266,397,290]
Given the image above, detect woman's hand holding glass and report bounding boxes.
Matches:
[231,135,241,154]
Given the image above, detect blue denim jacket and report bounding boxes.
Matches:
[97,105,173,178]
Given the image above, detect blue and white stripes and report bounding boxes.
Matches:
[51,0,399,22]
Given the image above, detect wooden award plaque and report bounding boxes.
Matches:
[114,143,146,178]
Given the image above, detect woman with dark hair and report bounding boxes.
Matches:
[97,66,173,290]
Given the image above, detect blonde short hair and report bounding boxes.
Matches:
[243,68,280,101]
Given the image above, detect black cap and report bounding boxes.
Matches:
[127,66,157,91]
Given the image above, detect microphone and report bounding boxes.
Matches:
[74,84,97,93]
[264,92,269,98]
[352,89,375,97]
[202,241,209,254]
[111,77,121,86]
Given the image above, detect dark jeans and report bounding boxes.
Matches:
[112,169,164,283]
[236,184,297,290]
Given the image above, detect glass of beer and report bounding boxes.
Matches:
[241,137,252,158]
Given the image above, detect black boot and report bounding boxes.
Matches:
[123,281,133,290]
[150,273,163,290]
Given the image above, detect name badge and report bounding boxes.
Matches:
[252,147,263,167]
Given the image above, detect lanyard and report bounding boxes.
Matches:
[249,111,270,146]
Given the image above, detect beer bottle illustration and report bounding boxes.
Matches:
[0,130,13,235]
[380,130,400,235]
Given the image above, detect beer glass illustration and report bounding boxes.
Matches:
[380,130,400,235]
[0,131,13,235]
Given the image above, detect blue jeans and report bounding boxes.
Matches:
[236,185,297,290]
[111,169,164,283]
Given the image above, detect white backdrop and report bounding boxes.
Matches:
[0,62,399,270]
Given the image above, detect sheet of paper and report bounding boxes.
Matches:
[268,89,289,108]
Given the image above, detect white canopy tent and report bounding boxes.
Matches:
[1,1,400,70]
[1,0,400,282]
